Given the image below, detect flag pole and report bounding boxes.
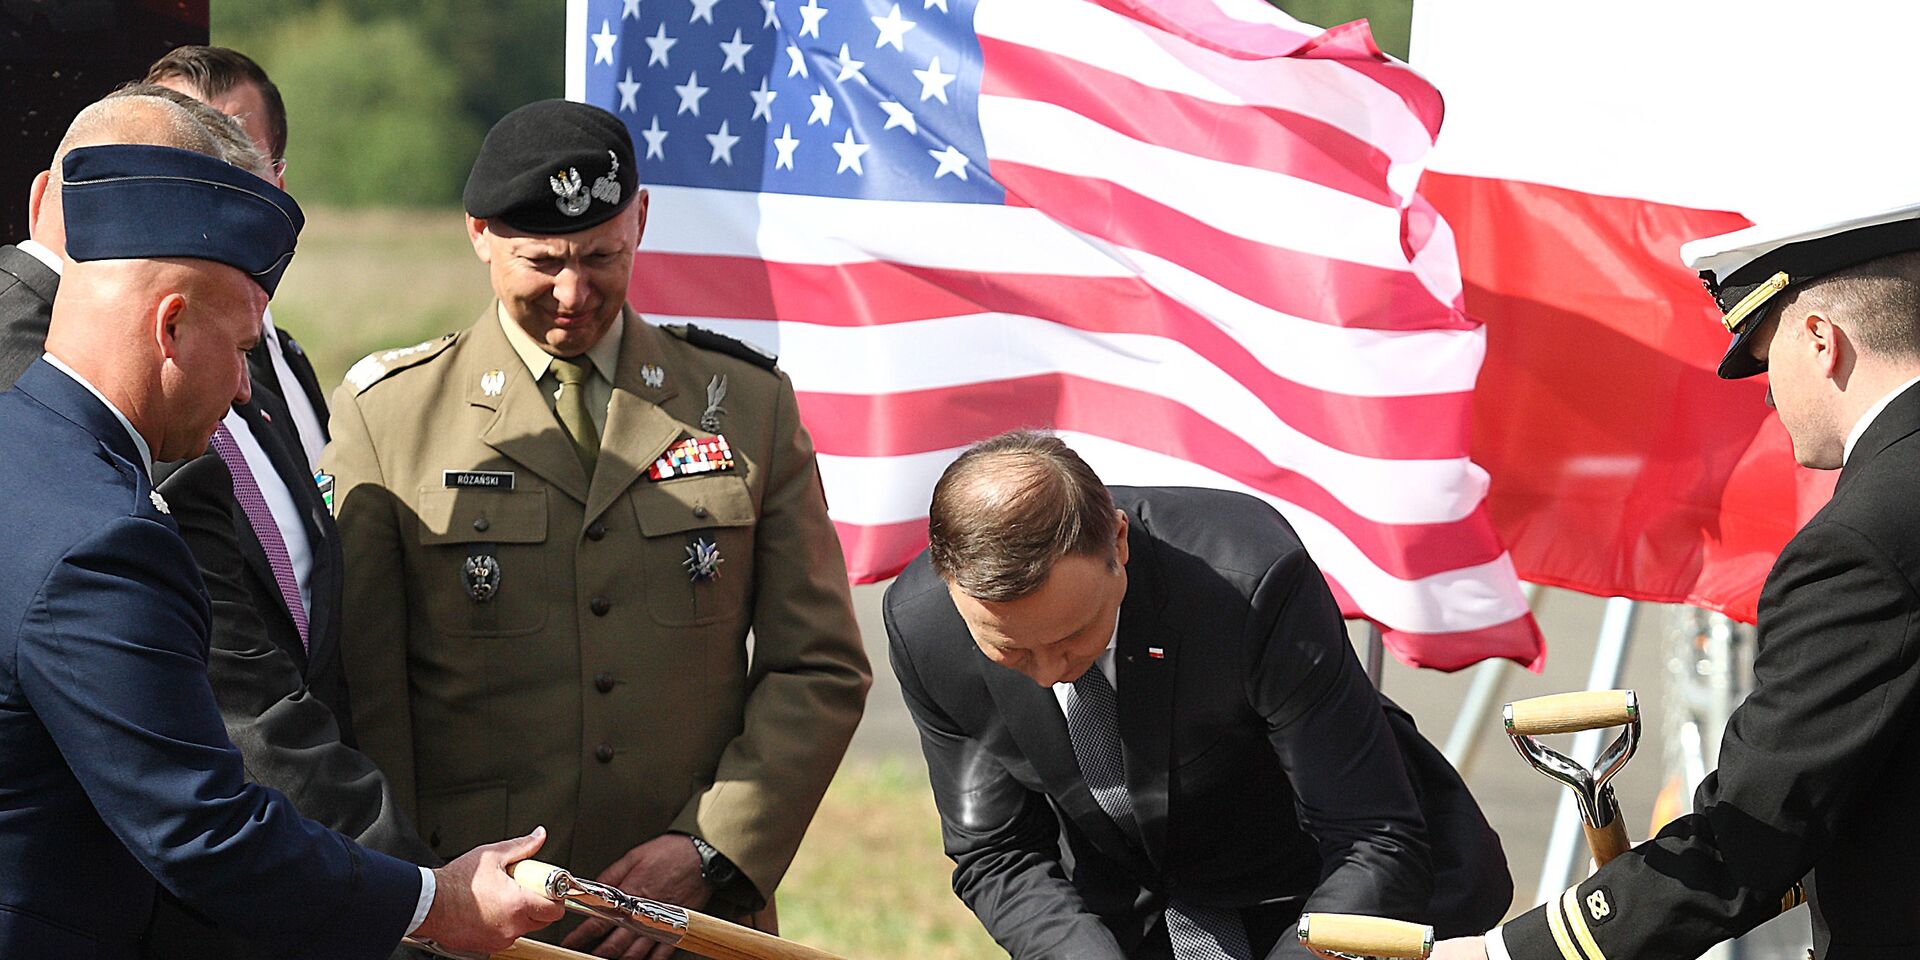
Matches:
[1440,583,1535,775]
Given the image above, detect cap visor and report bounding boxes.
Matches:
[1716,321,1767,379]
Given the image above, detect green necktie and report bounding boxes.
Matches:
[551,355,600,476]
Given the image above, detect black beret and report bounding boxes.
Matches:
[62,144,304,296]
[464,99,638,235]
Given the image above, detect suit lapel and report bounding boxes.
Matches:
[983,640,1156,878]
[233,396,334,672]
[469,310,592,505]
[0,245,59,303]
[1113,515,1172,872]
[1838,379,1920,497]
[276,328,331,440]
[586,313,684,525]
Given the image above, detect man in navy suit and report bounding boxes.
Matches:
[0,128,564,959]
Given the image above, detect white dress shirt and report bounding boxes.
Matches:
[259,308,328,471]
[18,237,60,273]
[1843,372,1920,465]
[1051,625,1120,716]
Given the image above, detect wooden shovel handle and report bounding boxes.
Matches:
[1297,913,1433,958]
[680,911,846,960]
[1506,690,1636,736]
[1583,818,1632,868]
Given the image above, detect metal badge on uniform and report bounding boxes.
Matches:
[590,150,622,205]
[701,374,728,433]
[685,536,723,582]
[444,469,516,491]
[480,369,505,397]
[551,167,589,217]
[648,434,734,481]
[464,551,501,602]
[148,490,170,515]
[314,470,335,513]
[641,364,665,389]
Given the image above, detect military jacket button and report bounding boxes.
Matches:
[586,521,607,541]
[594,673,615,693]
[472,517,489,532]
[595,743,615,763]
[590,596,611,616]
[692,504,710,519]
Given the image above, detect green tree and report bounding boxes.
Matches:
[1273,0,1413,60]
[246,5,478,206]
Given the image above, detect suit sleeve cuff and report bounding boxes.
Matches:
[407,865,436,935]
[1491,902,1563,960]
[1486,925,1513,960]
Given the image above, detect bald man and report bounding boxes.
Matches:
[0,133,564,959]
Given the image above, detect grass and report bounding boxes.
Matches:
[781,758,1004,959]
[270,205,490,389]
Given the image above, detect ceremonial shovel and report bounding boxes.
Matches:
[508,859,849,960]
[1504,690,1639,867]
[405,935,598,959]
[1296,913,1433,959]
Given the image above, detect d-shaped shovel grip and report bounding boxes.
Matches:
[1296,913,1433,959]
[1505,690,1640,867]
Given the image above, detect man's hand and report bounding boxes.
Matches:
[1432,936,1490,960]
[412,826,567,954]
[561,833,712,960]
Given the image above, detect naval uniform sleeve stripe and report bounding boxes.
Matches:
[1561,886,1607,960]
[1544,891,1591,960]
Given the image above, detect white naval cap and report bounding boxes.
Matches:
[1682,200,1920,379]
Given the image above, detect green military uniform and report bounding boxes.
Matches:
[320,305,871,916]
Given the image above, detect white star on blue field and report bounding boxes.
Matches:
[582,0,1002,203]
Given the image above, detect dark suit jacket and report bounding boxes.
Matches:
[0,359,419,960]
[0,242,56,389]
[886,487,1510,960]
[247,324,331,454]
[1502,382,1920,960]
[143,392,440,959]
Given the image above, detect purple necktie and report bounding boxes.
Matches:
[209,423,309,653]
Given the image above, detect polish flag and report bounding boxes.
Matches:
[1410,0,1920,620]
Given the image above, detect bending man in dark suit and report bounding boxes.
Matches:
[0,130,562,957]
[1438,206,1920,960]
[885,431,1510,960]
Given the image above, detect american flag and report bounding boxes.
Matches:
[567,0,1542,669]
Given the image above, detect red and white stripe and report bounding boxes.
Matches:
[595,0,1545,669]
[1411,0,1920,622]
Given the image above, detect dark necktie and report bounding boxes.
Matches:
[551,356,600,476]
[209,423,309,653]
[1064,664,1251,960]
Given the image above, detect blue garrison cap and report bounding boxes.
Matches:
[61,144,304,296]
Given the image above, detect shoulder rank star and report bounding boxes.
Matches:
[148,490,169,515]
[685,537,724,582]
[701,374,728,433]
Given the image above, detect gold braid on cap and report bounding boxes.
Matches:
[1722,271,1791,333]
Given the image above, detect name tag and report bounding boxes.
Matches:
[444,470,516,490]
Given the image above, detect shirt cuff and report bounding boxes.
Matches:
[1485,924,1513,960]
[406,865,437,935]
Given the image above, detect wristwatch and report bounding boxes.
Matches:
[688,834,741,890]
